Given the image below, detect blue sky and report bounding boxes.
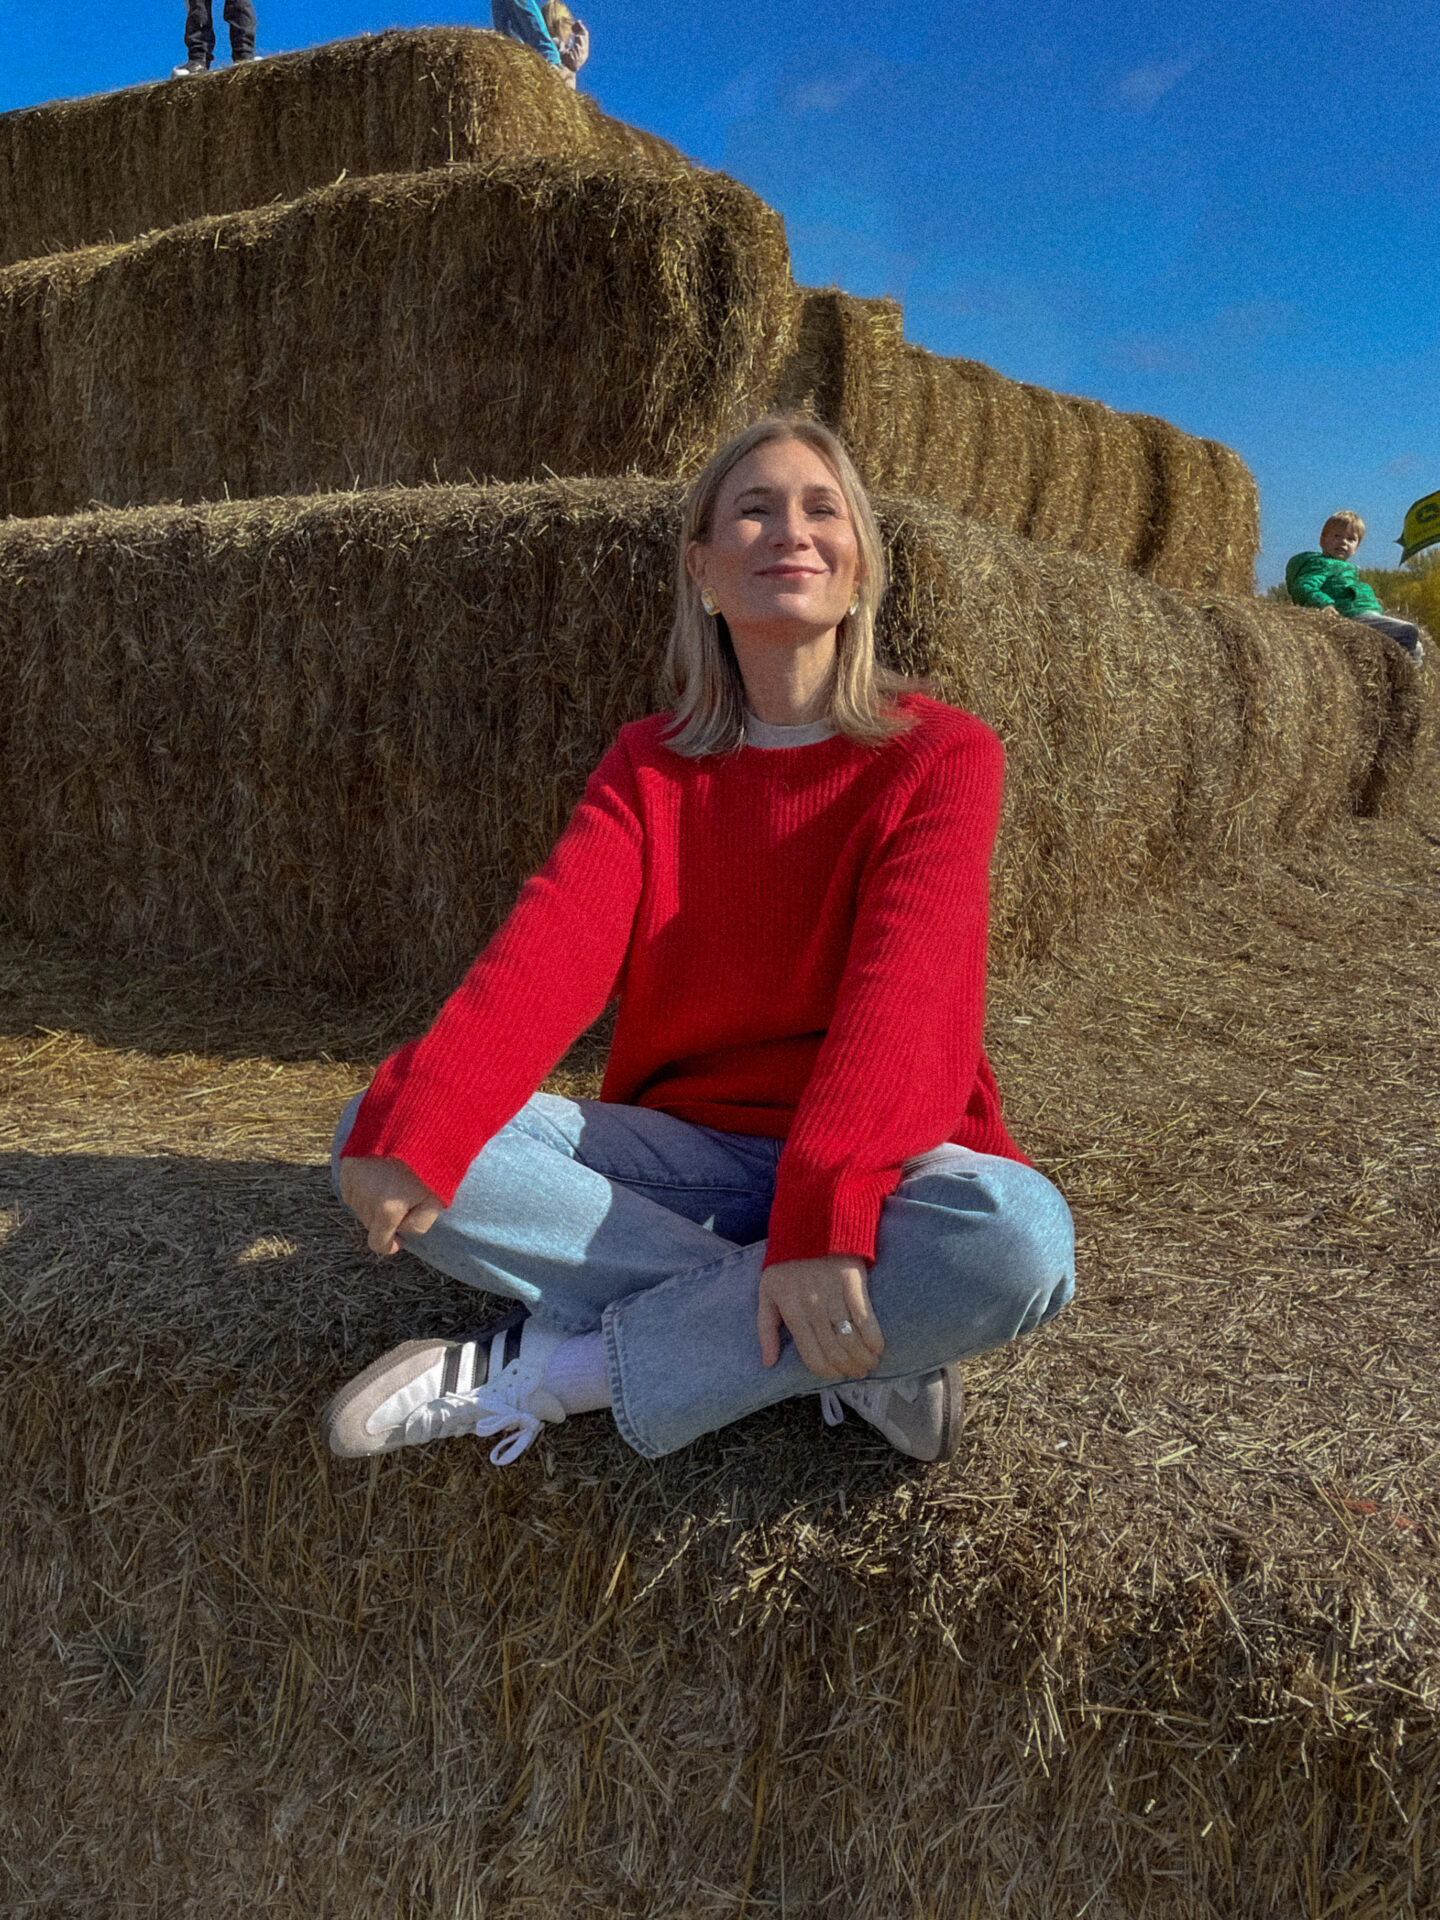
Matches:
[3,0,1435,586]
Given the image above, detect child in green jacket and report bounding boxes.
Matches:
[1286,512,1424,663]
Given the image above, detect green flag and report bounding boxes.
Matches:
[1397,489,1440,563]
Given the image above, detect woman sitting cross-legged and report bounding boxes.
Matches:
[325,416,1075,1468]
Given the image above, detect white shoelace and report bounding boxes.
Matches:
[399,1350,551,1466]
[472,1399,546,1466]
[819,1387,846,1428]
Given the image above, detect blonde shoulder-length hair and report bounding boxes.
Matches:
[662,415,920,757]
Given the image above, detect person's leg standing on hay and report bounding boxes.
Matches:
[325,1092,1074,1462]
[173,0,216,74]
[172,0,255,73]
[225,0,257,63]
[324,415,1077,1470]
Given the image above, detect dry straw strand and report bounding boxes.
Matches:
[0,159,795,518]
[0,26,686,271]
[0,481,1430,996]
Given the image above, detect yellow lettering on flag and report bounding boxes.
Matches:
[1397,489,1440,562]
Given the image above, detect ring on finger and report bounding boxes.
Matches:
[833,1318,855,1338]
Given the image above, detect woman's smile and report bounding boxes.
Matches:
[687,437,860,648]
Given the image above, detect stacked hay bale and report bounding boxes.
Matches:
[0,27,686,266]
[0,28,1259,590]
[0,161,795,516]
[776,289,1260,593]
[0,28,1430,998]
[1,29,1437,1918]
[0,483,1429,996]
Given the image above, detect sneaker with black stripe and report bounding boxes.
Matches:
[322,1309,568,1465]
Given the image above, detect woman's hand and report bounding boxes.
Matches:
[758,1255,885,1379]
[340,1155,444,1256]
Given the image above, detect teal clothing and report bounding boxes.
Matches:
[1285,552,1384,617]
[491,0,562,63]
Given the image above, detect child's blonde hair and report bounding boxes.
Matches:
[1323,509,1365,541]
[542,1,575,41]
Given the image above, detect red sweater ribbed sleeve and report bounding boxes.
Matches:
[340,738,645,1204]
[763,722,1005,1267]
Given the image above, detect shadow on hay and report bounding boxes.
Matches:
[0,928,622,1089]
[0,926,463,1067]
[5,1142,1439,1919]
[0,1144,909,1509]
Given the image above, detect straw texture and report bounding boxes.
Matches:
[1,802,1437,1917]
[0,161,794,520]
[0,481,1429,996]
[0,26,684,271]
[0,141,1258,597]
[3,172,1253,597]
[777,291,1260,594]
[3,37,1431,1915]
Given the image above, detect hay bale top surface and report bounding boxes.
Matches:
[1,812,1438,1914]
[2,805,1437,1656]
[0,26,686,269]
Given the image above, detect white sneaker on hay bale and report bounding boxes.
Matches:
[170,57,209,76]
[820,1363,965,1462]
[322,1309,568,1465]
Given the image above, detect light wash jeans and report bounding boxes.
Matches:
[332,1092,1076,1459]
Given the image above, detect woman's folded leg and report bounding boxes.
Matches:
[331,1088,780,1336]
[606,1147,1075,1458]
[325,1090,782,1458]
[330,1099,1073,1465]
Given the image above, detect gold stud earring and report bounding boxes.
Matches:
[700,588,719,617]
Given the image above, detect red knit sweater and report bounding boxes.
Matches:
[342,694,1025,1266]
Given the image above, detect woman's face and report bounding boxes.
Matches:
[686,437,860,642]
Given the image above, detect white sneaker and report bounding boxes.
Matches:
[820,1363,964,1462]
[322,1310,568,1465]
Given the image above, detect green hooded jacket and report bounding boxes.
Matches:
[1285,552,1383,616]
